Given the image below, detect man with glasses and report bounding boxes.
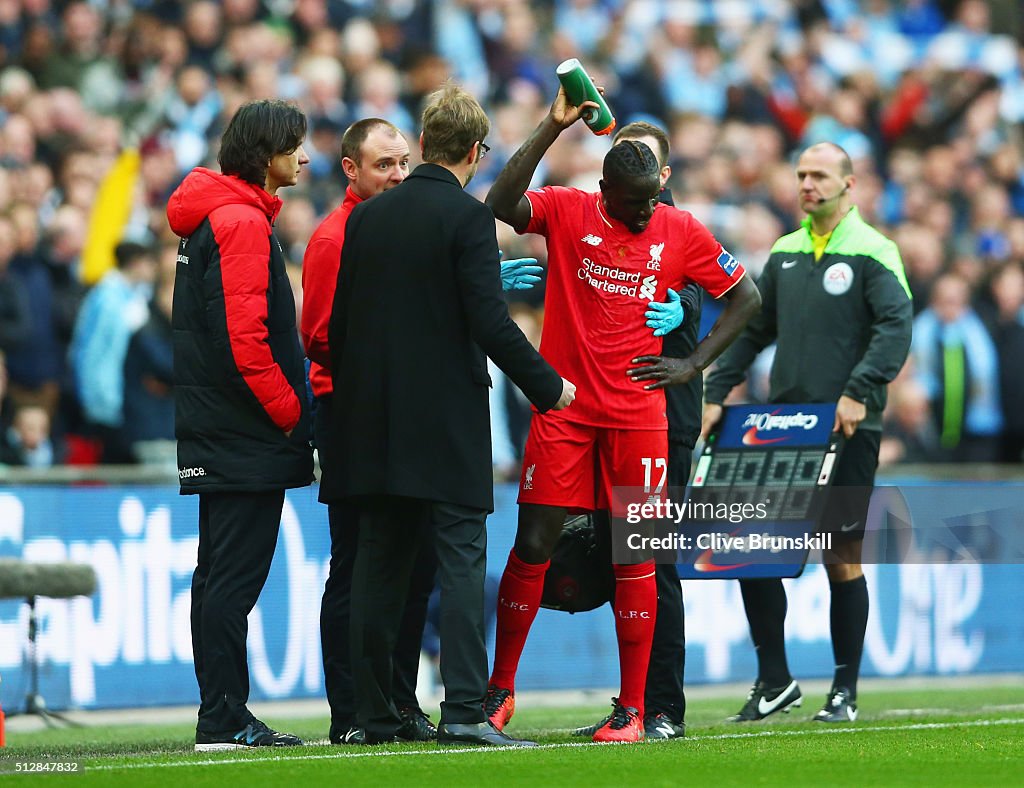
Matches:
[305,118,546,746]
[321,82,575,747]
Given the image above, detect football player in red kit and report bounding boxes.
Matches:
[483,87,761,742]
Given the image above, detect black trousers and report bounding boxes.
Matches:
[350,495,488,740]
[644,442,693,723]
[191,489,284,732]
[315,396,436,732]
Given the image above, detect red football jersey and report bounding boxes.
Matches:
[523,186,745,428]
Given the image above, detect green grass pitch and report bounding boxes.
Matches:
[1,682,1022,786]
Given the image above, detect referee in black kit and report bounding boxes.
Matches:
[702,142,912,724]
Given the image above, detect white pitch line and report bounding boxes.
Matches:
[86,717,1024,772]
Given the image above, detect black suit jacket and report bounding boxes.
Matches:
[321,163,563,511]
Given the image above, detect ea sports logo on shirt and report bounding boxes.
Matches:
[823,262,854,295]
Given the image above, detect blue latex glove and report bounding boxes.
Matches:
[645,289,684,337]
[500,256,543,291]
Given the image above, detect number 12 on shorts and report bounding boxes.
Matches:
[641,457,667,494]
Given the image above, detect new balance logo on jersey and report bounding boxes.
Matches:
[639,274,658,301]
[581,234,603,246]
[647,242,664,271]
[523,463,536,490]
[178,466,207,479]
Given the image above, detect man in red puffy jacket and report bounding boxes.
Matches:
[167,99,314,752]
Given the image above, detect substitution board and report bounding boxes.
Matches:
[675,402,842,579]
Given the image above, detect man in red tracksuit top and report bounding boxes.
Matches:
[168,99,313,752]
[301,118,439,745]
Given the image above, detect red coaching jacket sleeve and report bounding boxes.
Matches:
[301,234,342,369]
[211,215,301,432]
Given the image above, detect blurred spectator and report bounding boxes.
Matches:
[39,2,104,92]
[880,375,940,465]
[1,404,56,467]
[69,241,156,462]
[979,260,1024,462]
[40,204,88,351]
[277,196,318,264]
[4,207,77,424]
[0,216,32,354]
[165,66,224,174]
[895,221,947,311]
[286,262,303,337]
[182,0,224,74]
[912,272,1003,462]
[488,357,518,482]
[122,266,175,463]
[297,53,348,129]
[352,60,415,136]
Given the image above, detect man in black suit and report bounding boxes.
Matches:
[321,82,575,747]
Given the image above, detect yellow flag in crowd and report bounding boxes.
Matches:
[81,148,141,285]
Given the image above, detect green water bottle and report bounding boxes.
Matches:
[556,58,616,136]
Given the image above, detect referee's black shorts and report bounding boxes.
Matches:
[819,428,881,543]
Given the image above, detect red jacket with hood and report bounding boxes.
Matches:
[167,167,312,493]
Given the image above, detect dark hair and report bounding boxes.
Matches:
[114,241,154,270]
[603,140,660,184]
[613,121,670,168]
[341,118,402,165]
[219,100,307,186]
[421,82,489,165]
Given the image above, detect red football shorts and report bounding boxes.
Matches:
[517,414,668,512]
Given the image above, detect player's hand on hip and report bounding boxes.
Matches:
[700,403,723,443]
[553,377,576,410]
[628,355,698,390]
[834,395,865,438]
[500,256,543,291]
[645,289,684,337]
[550,84,602,129]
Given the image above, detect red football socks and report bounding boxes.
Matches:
[612,561,657,718]
[489,549,549,691]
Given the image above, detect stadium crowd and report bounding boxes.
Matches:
[0,0,1022,470]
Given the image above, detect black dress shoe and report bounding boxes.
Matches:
[363,731,397,745]
[397,707,438,741]
[436,721,537,747]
